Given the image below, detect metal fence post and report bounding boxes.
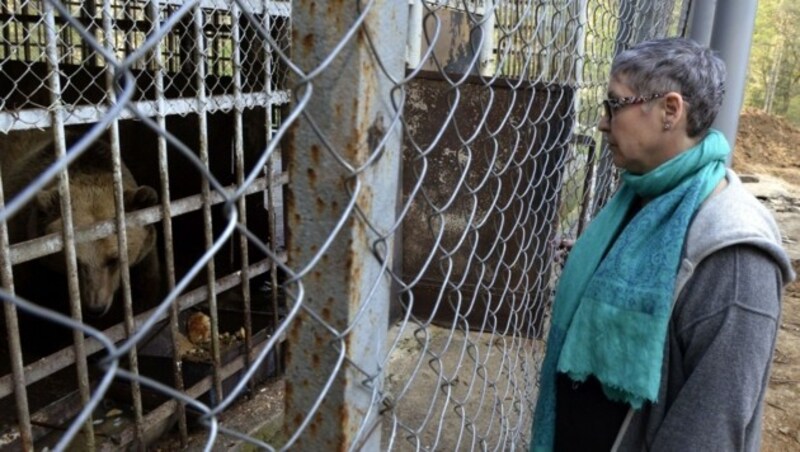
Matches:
[710,0,758,157]
[686,0,717,46]
[284,1,408,449]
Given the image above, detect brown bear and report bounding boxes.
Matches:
[0,128,162,357]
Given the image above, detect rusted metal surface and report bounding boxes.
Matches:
[401,72,573,336]
[0,167,33,452]
[0,254,285,399]
[147,0,189,441]
[43,2,97,447]
[7,175,285,265]
[284,0,408,449]
[0,0,693,449]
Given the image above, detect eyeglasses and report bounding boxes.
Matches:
[601,93,665,119]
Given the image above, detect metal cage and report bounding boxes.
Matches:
[0,0,688,450]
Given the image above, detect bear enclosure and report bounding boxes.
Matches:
[0,0,687,450]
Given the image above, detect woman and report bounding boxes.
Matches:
[531,37,795,451]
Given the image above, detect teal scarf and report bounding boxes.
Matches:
[530,129,730,451]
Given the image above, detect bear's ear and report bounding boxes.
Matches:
[35,188,60,216]
[124,186,158,211]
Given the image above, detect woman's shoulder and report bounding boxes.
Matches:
[683,169,793,282]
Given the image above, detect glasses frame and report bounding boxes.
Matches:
[601,93,666,119]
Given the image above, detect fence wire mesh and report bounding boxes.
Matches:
[0,0,687,450]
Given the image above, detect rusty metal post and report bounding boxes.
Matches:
[284,0,408,449]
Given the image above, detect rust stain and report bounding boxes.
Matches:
[352,126,363,159]
[367,115,385,158]
[284,379,293,399]
[312,353,320,367]
[286,193,297,251]
[321,306,331,322]
[285,109,297,151]
[310,144,321,165]
[302,33,315,53]
[316,196,325,213]
[285,122,298,260]
[309,416,318,435]
[293,413,303,428]
[357,185,374,217]
[288,314,303,343]
[338,405,350,452]
[284,345,292,363]
[307,167,316,185]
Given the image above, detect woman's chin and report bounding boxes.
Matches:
[610,152,625,168]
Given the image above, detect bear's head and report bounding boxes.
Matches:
[31,181,159,316]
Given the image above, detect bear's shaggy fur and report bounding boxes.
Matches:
[1,129,161,356]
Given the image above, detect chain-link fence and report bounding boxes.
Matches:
[0,0,687,450]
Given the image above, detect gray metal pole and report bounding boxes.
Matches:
[686,0,718,45]
[285,1,407,449]
[709,0,758,156]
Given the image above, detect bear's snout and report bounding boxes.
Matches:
[78,264,119,317]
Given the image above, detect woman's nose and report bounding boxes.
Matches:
[598,114,610,132]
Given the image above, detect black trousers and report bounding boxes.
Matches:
[554,373,630,451]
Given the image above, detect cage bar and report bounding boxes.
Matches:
[0,171,33,452]
[43,0,97,448]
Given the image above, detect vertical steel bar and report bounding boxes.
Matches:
[193,4,224,402]
[479,0,495,76]
[262,0,282,374]
[22,0,30,62]
[266,128,282,375]
[108,111,147,446]
[284,1,408,449]
[1,1,10,59]
[43,2,95,448]
[686,0,717,46]
[146,0,189,442]
[0,172,33,452]
[407,0,422,68]
[80,0,96,66]
[230,0,254,393]
[709,0,757,157]
[101,2,145,441]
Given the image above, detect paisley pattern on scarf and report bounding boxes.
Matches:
[530,129,730,451]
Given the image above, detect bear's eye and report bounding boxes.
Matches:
[105,257,119,268]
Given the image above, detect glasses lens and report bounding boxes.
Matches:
[602,100,612,118]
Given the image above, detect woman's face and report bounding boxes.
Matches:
[598,76,670,174]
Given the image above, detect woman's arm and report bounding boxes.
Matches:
[650,245,782,451]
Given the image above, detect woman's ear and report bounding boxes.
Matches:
[662,92,684,124]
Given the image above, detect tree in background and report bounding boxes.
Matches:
[746,0,800,123]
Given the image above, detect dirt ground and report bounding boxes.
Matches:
[734,107,800,451]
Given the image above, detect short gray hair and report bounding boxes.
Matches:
[611,37,726,138]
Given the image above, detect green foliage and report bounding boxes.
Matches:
[745,0,800,124]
